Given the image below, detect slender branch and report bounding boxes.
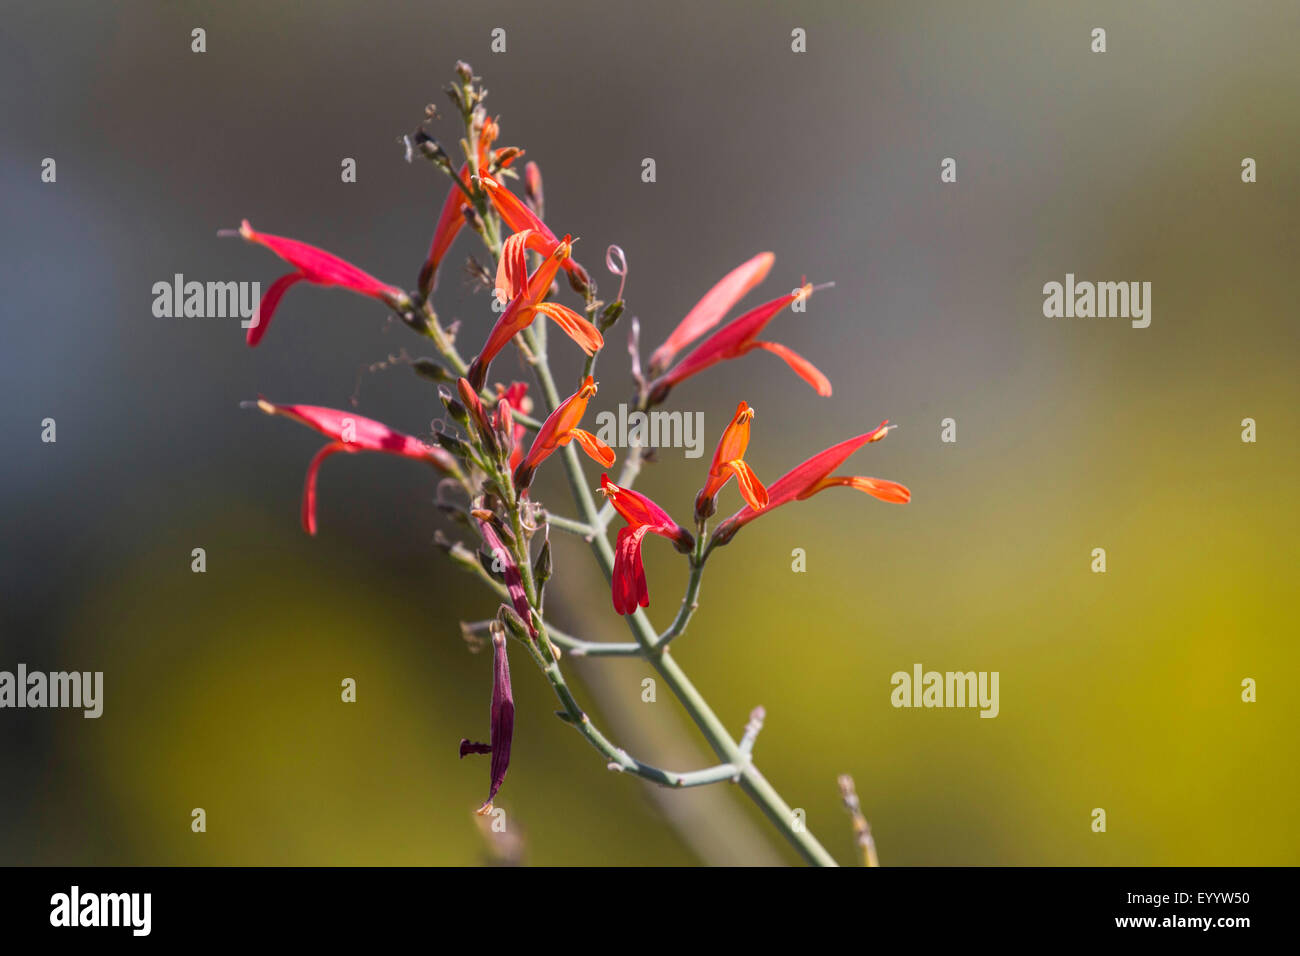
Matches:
[416,300,468,374]
[543,513,596,537]
[550,633,641,658]
[838,774,880,867]
[655,539,706,648]
[739,706,766,756]
[522,326,837,866]
[539,651,741,788]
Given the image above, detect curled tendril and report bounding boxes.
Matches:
[605,244,628,302]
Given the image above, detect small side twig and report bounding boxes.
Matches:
[838,774,880,867]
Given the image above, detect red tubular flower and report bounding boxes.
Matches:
[465,236,603,391]
[417,117,518,296]
[419,171,472,296]
[647,284,831,403]
[479,174,592,295]
[695,401,769,520]
[648,252,775,375]
[232,220,407,347]
[456,376,495,440]
[250,399,457,535]
[712,421,909,546]
[459,630,515,815]
[598,474,694,615]
[494,382,530,471]
[513,375,615,491]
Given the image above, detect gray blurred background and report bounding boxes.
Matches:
[1,0,1296,865]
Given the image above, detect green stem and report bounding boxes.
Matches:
[450,559,639,658]
[523,327,837,867]
[544,513,596,537]
[536,648,741,788]
[656,541,705,648]
[417,301,469,376]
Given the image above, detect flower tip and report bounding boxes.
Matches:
[849,476,911,504]
[474,801,494,816]
[465,357,488,394]
[513,461,536,491]
[867,420,894,442]
[456,377,478,406]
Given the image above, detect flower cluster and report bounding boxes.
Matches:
[229,64,909,850]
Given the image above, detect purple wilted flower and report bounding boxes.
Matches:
[473,512,535,637]
[459,630,515,815]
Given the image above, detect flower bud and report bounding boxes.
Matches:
[524,161,544,216]
[413,358,454,384]
[434,429,474,461]
[497,603,532,645]
[598,300,625,332]
[439,387,469,425]
[694,488,717,523]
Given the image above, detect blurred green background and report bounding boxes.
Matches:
[1,0,1296,865]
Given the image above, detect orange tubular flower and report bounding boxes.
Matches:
[695,401,768,521]
[648,252,775,375]
[418,117,518,296]
[233,221,407,347]
[647,284,831,404]
[711,421,909,547]
[599,474,694,615]
[466,234,603,391]
[479,174,592,295]
[513,376,614,490]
